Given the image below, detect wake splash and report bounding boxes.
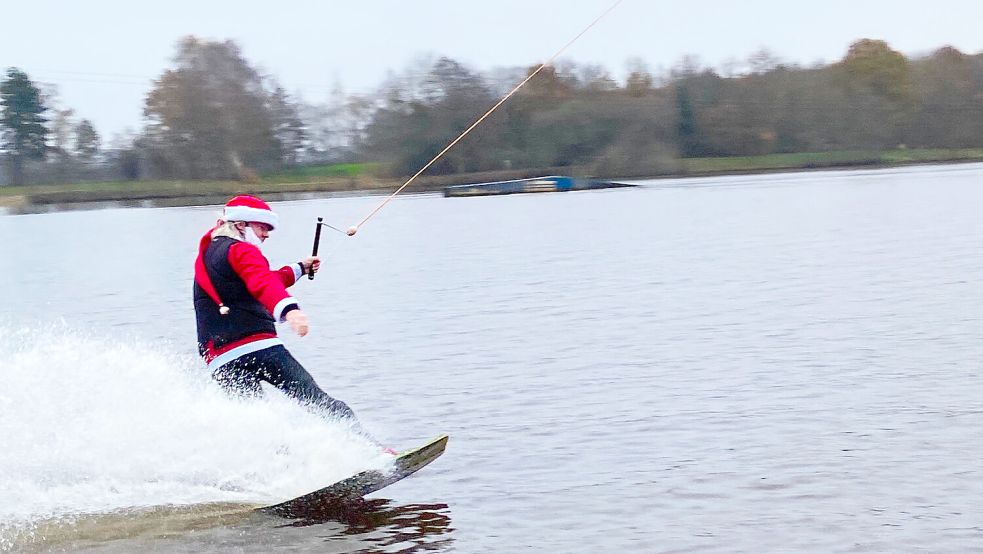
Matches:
[0,325,386,550]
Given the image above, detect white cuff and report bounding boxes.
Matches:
[293,263,303,282]
[274,297,299,321]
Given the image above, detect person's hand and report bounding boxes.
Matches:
[285,309,309,337]
[300,256,321,276]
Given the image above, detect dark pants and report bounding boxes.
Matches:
[212,345,358,422]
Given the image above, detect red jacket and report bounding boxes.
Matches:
[194,231,304,368]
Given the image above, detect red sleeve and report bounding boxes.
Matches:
[227,242,299,321]
[276,264,299,287]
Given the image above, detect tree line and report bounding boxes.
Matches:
[2,37,982,185]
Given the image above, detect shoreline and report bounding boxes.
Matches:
[3,154,983,215]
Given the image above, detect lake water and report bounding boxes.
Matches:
[1,163,982,552]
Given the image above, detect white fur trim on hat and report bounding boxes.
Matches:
[223,205,279,229]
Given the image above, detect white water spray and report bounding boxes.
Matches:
[0,325,388,547]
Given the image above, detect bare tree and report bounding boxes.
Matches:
[143,36,283,179]
[74,119,100,161]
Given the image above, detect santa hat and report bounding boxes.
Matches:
[221,195,279,229]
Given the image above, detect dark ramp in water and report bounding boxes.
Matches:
[260,434,449,519]
[443,175,635,197]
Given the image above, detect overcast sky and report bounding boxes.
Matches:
[3,0,981,140]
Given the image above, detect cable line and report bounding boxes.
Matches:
[344,0,625,237]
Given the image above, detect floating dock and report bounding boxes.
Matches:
[443,175,635,197]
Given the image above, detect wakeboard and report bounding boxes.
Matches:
[258,434,449,517]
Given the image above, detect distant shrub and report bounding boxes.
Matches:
[238,168,260,183]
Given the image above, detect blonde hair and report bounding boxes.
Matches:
[211,220,245,240]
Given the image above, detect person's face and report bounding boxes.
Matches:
[240,221,273,242]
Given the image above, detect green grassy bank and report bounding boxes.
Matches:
[679,148,983,174]
[2,148,982,211]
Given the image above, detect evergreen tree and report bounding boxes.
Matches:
[0,68,48,185]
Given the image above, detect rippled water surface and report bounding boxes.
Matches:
[2,164,983,552]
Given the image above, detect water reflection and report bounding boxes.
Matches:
[276,498,455,553]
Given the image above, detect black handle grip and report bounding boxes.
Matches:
[309,217,323,280]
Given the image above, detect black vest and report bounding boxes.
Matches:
[194,236,276,355]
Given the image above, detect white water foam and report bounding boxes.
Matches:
[0,324,389,548]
